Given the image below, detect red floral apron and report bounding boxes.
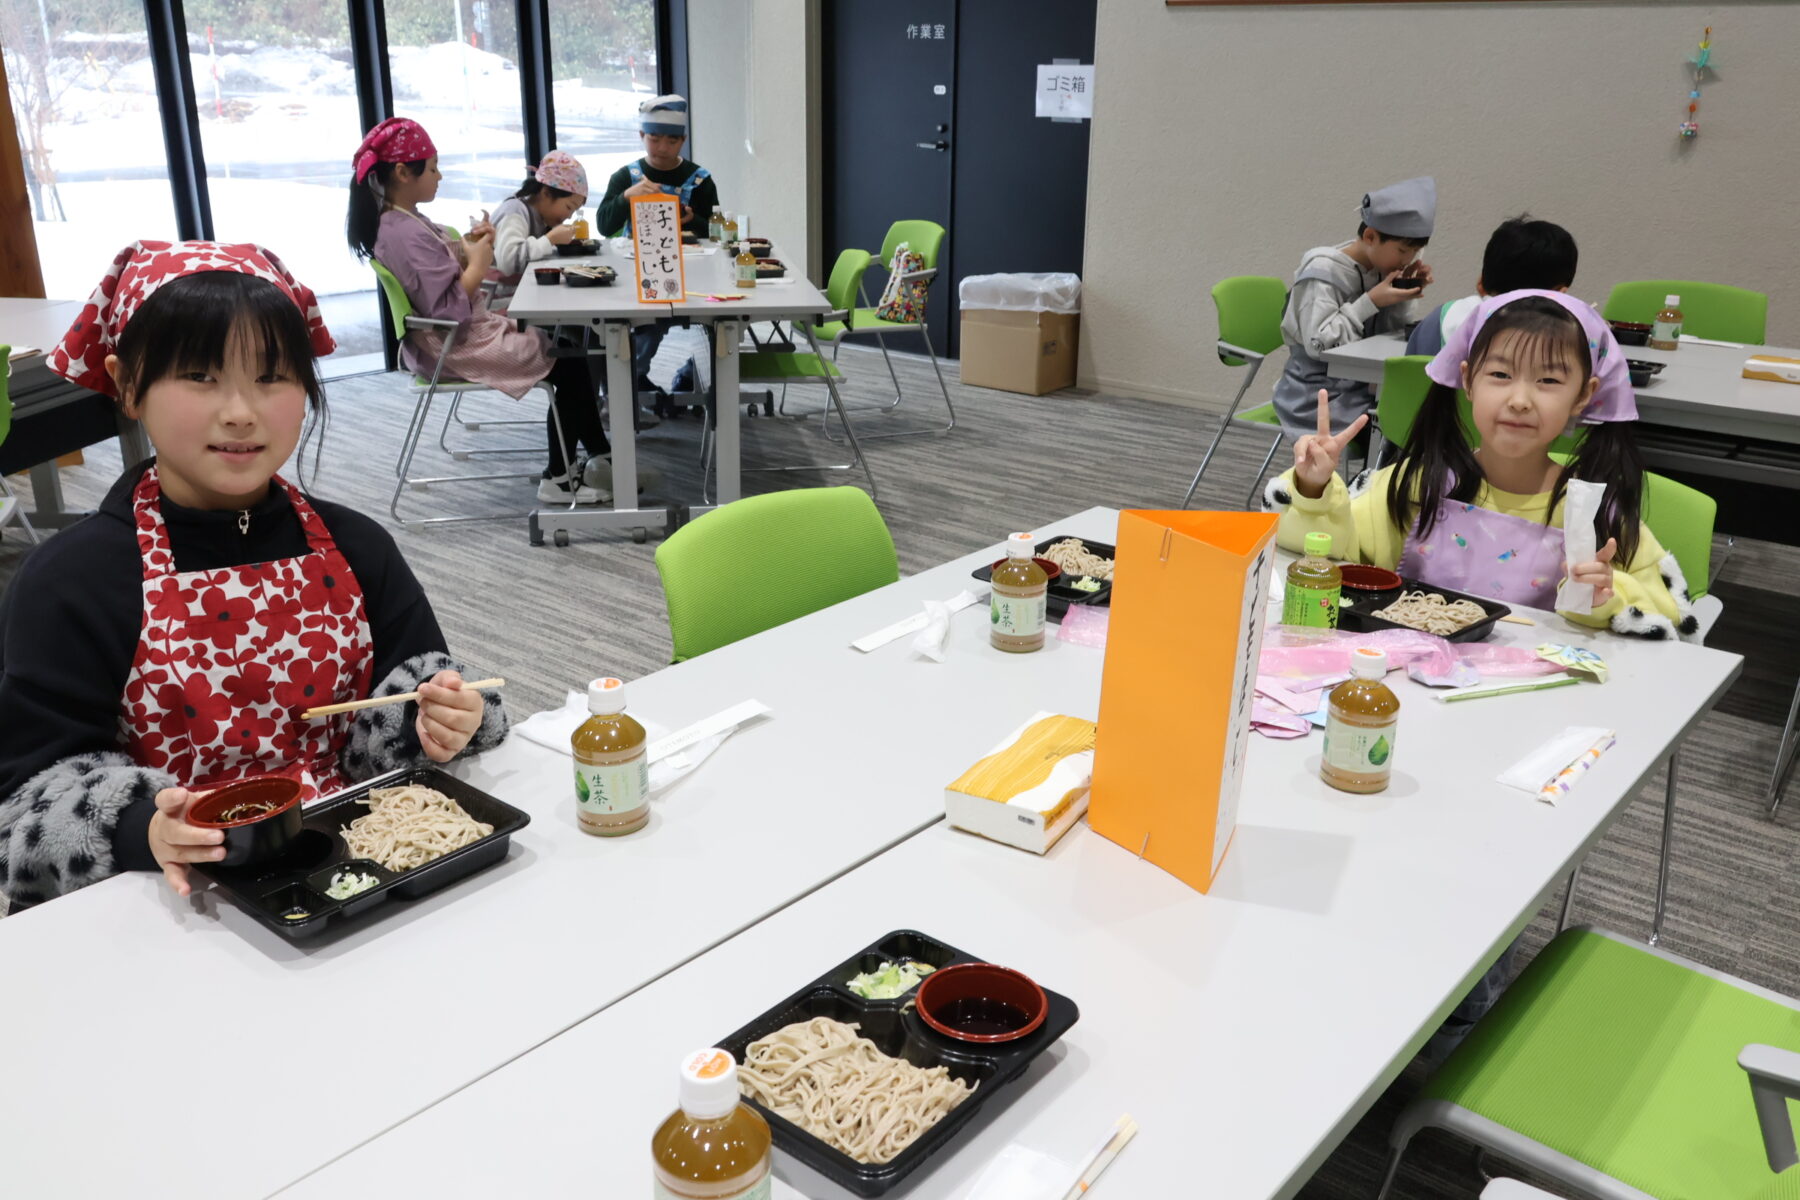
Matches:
[119,468,375,799]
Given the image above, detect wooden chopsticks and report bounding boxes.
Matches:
[301,678,505,720]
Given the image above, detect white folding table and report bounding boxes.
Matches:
[280,522,1742,1200]
[0,514,1106,1200]
[1,297,154,526]
[1323,331,1800,487]
[505,244,871,546]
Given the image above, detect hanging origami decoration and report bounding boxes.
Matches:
[1679,27,1714,139]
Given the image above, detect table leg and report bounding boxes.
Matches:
[25,461,80,529]
[606,320,637,506]
[526,318,673,546]
[1651,747,1680,946]
[116,410,151,466]
[713,318,741,505]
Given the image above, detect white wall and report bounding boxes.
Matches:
[1081,1,1800,409]
[687,0,817,280]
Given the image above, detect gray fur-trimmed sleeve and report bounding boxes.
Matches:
[339,651,509,782]
[0,752,176,914]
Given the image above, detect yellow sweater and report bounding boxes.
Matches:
[1272,466,1685,633]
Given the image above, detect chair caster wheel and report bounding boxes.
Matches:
[553,530,570,547]
[633,527,648,544]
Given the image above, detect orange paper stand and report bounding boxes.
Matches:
[1089,509,1278,893]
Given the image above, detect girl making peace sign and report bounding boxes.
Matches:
[1271,291,1694,639]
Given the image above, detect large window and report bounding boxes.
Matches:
[385,0,528,232]
[1,0,181,298]
[550,0,657,191]
[2,0,675,375]
[182,0,374,360]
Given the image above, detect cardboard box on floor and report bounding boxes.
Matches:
[959,309,1080,396]
[1088,510,1278,893]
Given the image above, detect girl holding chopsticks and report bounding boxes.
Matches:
[0,241,507,914]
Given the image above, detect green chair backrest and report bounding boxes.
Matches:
[826,248,873,313]
[0,346,12,447]
[654,487,900,662]
[879,220,946,271]
[368,259,415,339]
[1641,470,1715,598]
[1376,355,1436,447]
[1211,276,1288,366]
[1603,280,1768,344]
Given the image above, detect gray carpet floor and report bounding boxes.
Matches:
[4,342,1798,1198]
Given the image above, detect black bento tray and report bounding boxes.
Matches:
[191,765,529,940]
[970,535,1114,619]
[1337,577,1512,643]
[717,929,1080,1198]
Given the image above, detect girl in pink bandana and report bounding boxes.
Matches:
[1269,291,1694,640]
[488,150,590,304]
[0,241,508,913]
[346,119,614,504]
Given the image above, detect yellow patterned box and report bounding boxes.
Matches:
[945,712,1096,854]
[1743,355,1800,385]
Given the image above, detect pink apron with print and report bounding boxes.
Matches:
[118,468,375,800]
[1398,500,1567,610]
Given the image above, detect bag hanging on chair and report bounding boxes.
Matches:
[876,242,929,324]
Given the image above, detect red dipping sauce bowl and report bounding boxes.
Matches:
[186,776,305,867]
[915,962,1049,1044]
[1339,564,1403,593]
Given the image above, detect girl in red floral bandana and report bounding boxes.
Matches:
[0,241,509,914]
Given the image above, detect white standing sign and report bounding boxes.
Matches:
[629,193,684,305]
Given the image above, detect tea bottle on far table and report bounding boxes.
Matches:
[1283,531,1342,628]
[1649,294,1683,351]
[1322,647,1400,794]
[990,532,1048,654]
[721,212,740,248]
[708,209,726,243]
[572,676,650,836]
[651,1049,772,1200]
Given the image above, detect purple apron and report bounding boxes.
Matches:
[1398,501,1567,609]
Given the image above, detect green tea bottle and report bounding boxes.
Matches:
[1322,647,1400,794]
[1283,531,1342,628]
[572,676,650,836]
[990,532,1048,653]
[651,1049,772,1200]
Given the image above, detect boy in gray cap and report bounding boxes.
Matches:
[1270,176,1436,440]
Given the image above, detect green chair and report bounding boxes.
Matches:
[654,486,899,661]
[1641,470,1715,601]
[775,248,873,420]
[1380,927,1800,1200]
[1374,354,1438,451]
[0,347,41,544]
[1182,276,1289,511]
[813,220,953,439]
[369,258,572,528]
[1603,280,1769,345]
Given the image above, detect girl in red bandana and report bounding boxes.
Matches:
[346,117,615,504]
[0,241,509,913]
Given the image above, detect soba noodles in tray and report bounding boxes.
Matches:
[740,1017,974,1165]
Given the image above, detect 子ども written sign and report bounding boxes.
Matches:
[629,193,685,306]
